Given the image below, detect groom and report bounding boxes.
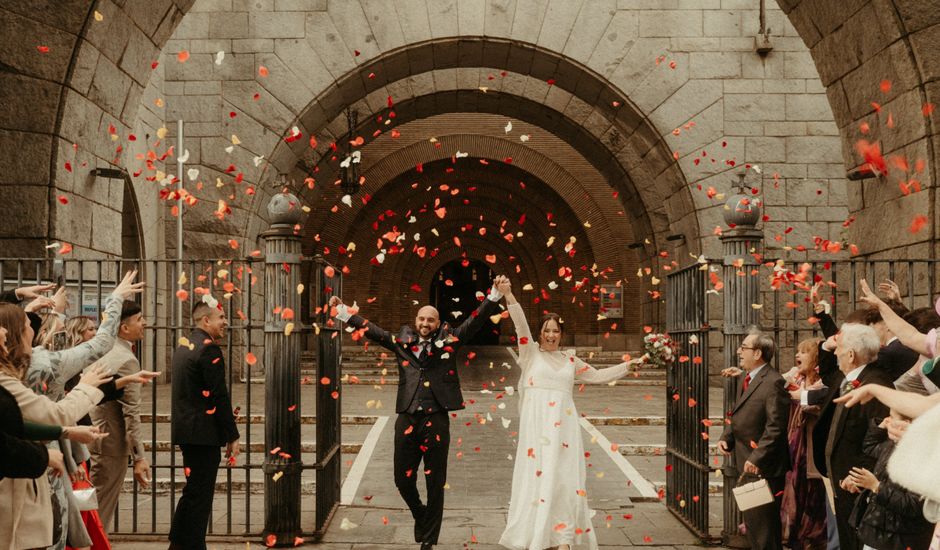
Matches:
[329,275,505,549]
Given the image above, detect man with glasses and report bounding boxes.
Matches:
[719,329,791,550]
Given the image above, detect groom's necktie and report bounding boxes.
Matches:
[419,340,431,361]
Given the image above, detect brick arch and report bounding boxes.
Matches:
[246,37,695,260]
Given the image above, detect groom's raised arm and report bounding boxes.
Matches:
[330,297,397,351]
[451,280,504,344]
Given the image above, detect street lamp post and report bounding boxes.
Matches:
[340,108,360,196]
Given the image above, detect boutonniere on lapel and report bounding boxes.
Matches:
[840,379,861,396]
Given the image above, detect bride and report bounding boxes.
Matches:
[497,279,641,550]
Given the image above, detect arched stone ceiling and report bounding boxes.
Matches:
[240,38,696,259]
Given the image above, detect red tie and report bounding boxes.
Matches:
[742,373,751,392]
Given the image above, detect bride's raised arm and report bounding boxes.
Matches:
[573,355,639,384]
[501,286,536,367]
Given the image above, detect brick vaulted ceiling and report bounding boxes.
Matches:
[299,148,622,335]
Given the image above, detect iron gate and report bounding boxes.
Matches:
[665,262,714,540]
[310,256,342,537]
[0,254,343,540]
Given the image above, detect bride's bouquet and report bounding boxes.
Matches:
[642,332,676,369]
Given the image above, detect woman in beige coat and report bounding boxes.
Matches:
[0,277,155,550]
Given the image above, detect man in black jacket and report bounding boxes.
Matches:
[168,298,240,550]
[719,329,791,550]
[825,322,893,550]
[329,275,505,550]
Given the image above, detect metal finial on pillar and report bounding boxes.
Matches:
[722,170,761,228]
[267,180,303,228]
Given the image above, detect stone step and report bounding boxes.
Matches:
[139,413,380,425]
[615,443,720,457]
[142,440,720,458]
[143,441,363,454]
[651,481,723,495]
[140,413,709,426]
[321,363,666,374]
[301,350,641,361]
[585,415,724,426]
[300,367,667,380]
[121,477,319,495]
[327,377,667,386]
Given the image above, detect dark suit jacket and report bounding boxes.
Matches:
[720,364,791,479]
[346,298,500,413]
[824,365,892,485]
[803,312,842,477]
[873,339,918,381]
[0,385,49,480]
[171,328,239,446]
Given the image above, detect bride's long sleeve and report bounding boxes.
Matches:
[573,355,631,384]
[507,302,536,369]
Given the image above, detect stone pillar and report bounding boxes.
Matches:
[261,191,303,546]
[719,172,764,548]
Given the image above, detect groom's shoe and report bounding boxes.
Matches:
[419,544,433,550]
[413,504,427,542]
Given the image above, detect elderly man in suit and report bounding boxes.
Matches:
[825,322,893,550]
[168,298,240,550]
[89,300,151,530]
[329,275,505,550]
[719,328,790,550]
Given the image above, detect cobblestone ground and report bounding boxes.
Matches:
[113,346,726,548]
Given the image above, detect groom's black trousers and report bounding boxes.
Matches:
[394,410,450,544]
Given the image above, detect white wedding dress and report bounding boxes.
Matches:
[499,303,630,550]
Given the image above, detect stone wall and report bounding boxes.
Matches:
[1,0,859,343]
[779,0,940,258]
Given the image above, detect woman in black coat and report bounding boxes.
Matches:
[0,383,57,480]
[848,412,936,550]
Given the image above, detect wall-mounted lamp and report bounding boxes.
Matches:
[89,167,127,180]
[755,0,774,55]
[846,167,878,181]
